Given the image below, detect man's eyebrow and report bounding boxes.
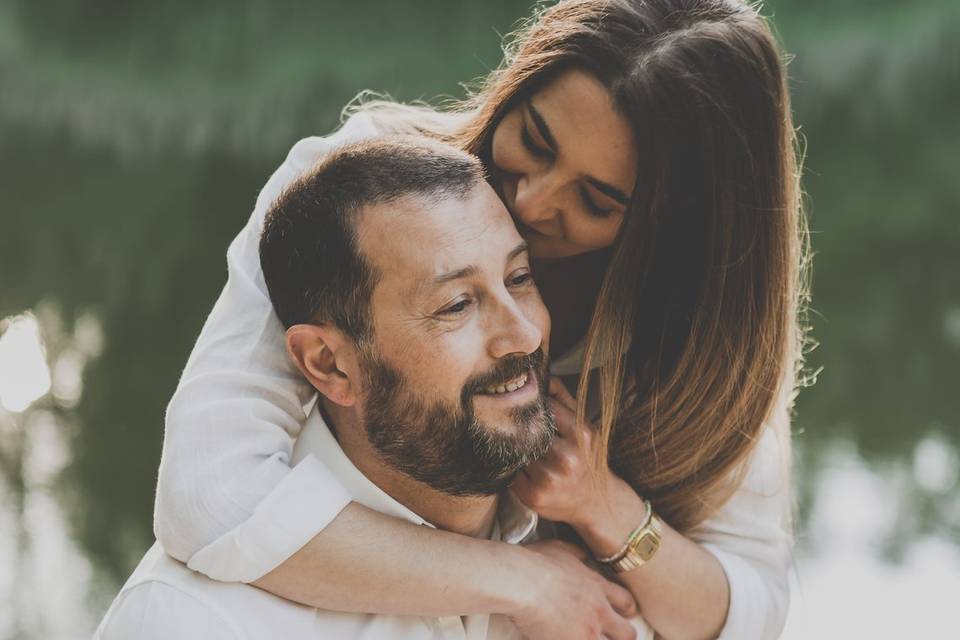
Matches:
[431,241,527,286]
[432,265,479,286]
[414,241,529,298]
[527,101,631,207]
[507,240,529,262]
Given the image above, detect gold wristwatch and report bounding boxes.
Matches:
[597,498,663,573]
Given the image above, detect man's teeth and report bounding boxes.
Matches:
[483,372,529,395]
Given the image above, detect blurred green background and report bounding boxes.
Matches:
[0,1,958,638]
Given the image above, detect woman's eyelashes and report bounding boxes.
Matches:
[521,126,552,159]
[519,126,615,219]
[578,186,614,218]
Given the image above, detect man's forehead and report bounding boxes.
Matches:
[356,190,523,294]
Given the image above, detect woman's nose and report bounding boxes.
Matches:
[514,174,560,227]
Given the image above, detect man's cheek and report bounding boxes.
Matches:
[416,367,470,405]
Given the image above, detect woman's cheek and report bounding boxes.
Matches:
[574,216,622,252]
[490,113,525,174]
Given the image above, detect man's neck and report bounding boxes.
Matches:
[322,401,499,539]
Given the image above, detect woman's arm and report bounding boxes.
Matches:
[253,502,641,640]
[513,379,792,640]
[154,132,359,576]
[570,474,730,640]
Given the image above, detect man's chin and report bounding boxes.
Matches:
[471,404,556,463]
[472,399,546,433]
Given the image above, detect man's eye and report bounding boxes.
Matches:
[509,272,535,287]
[440,299,472,315]
[521,127,552,160]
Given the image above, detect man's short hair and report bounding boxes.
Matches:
[260,136,485,342]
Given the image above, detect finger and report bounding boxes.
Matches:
[549,397,578,439]
[549,377,577,411]
[604,581,638,618]
[510,470,531,492]
[542,438,584,476]
[548,375,565,397]
[517,458,557,495]
[509,474,536,506]
[601,604,638,640]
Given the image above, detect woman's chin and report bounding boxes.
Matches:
[526,236,585,260]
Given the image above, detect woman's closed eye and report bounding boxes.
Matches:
[579,186,614,218]
[521,126,616,219]
[521,126,552,160]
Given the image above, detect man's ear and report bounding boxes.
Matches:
[285,324,360,407]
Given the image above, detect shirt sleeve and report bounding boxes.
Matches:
[691,404,795,640]
[154,119,377,583]
[96,582,242,640]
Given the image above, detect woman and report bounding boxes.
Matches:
[155,1,808,638]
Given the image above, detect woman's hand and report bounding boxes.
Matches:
[512,377,634,533]
[510,539,638,640]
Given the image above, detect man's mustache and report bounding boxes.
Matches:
[461,348,546,400]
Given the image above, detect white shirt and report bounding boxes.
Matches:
[153,112,794,639]
[99,410,656,639]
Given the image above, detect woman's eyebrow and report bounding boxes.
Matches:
[527,100,630,206]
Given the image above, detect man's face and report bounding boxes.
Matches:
[354,182,555,496]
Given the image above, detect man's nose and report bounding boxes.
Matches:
[487,296,543,361]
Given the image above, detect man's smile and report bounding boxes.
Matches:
[475,368,538,403]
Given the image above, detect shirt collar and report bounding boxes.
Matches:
[548,334,634,377]
[549,337,588,377]
[291,407,538,544]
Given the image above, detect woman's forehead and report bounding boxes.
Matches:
[530,69,638,197]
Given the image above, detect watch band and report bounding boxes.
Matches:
[609,512,662,573]
[596,498,663,573]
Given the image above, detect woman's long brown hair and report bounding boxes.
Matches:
[353,0,811,533]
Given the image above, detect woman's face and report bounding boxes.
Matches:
[490,69,639,259]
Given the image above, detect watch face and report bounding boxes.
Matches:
[636,532,660,559]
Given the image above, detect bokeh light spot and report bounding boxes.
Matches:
[0,314,52,413]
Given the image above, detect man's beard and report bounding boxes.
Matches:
[359,347,556,497]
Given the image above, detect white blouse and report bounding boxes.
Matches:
[153,112,794,640]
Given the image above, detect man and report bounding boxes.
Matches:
[94,138,644,639]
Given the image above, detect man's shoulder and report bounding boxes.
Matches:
[95,579,240,640]
[94,545,239,639]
